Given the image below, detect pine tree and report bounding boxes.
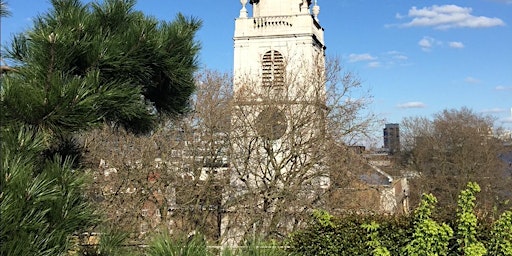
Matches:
[0,0,10,17]
[1,0,201,254]
[3,0,201,135]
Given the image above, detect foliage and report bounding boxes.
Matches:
[1,0,201,255]
[311,209,335,229]
[288,183,512,256]
[488,210,512,256]
[286,212,410,256]
[455,182,486,256]
[220,239,286,256]
[77,229,133,256]
[404,194,453,256]
[145,231,210,256]
[3,0,202,135]
[362,221,391,256]
[0,126,99,256]
[145,232,286,256]
[0,0,10,17]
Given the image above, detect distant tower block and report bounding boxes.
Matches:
[383,123,400,154]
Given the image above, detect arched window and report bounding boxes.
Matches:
[262,50,284,87]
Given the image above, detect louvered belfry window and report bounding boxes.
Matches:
[262,50,284,87]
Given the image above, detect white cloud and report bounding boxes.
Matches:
[397,102,426,109]
[465,76,481,84]
[395,13,405,19]
[397,5,505,29]
[480,108,506,114]
[393,54,409,60]
[418,37,437,51]
[348,53,377,63]
[387,51,409,60]
[418,38,465,51]
[368,61,381,68]
[449,41,465,48]
[496,85,512,91]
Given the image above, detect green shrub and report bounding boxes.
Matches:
[286,210,410,256]
[287,183,512,256]
[488,210,512,256]
[77,229,133,256]
[362,221,391,256]
[455,182,486,256]
[404,194,453,256]
[146,231,210,256]
[221,239,286,256]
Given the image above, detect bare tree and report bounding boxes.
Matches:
[82,70,233,242]
[222,55,378,243]
[82,57,378,244]
[400,107,511,218]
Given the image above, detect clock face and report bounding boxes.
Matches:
[255,107,287,140]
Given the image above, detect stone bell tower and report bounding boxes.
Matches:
[222,0,328,245]
[233,0,325,94]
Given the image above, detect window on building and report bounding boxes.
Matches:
[262,50,284,87]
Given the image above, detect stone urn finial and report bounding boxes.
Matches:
[301,0,310,14]
[240,0,248,18]
[312,0,320,21]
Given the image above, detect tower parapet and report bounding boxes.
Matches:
[234,0,325,94]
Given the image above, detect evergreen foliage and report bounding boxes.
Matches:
[220,239,286,256]
[455,182,486,256]
[488,210,512,256]
[146,231,210,256]
[77,229,134,256]
[287,183,511,256]
[145,230,286,256]
[362,221,391,256]
[404,194,453,256]
[3,0,201,135]
[287,211,410,256]
[0,0,10,17]
[0,126,99,255]
[1,0,201,255]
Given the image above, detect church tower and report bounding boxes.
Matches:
[233,0,325,94]
[232,0,326,139]
[222,0,328,245]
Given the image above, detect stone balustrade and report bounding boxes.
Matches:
[253,15,293,28]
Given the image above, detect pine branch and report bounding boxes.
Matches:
[0,65,17,74]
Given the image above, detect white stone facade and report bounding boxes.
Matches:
[222,0,328,245]
[233,0,325,97]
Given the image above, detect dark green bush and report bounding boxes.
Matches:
[287,183,511,256]
[286,210,411,256]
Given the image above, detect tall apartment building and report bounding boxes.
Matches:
[383,123,400,154]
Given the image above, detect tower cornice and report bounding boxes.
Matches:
[234,14,324,49]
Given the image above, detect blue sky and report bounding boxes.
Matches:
[2,0,511,134]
